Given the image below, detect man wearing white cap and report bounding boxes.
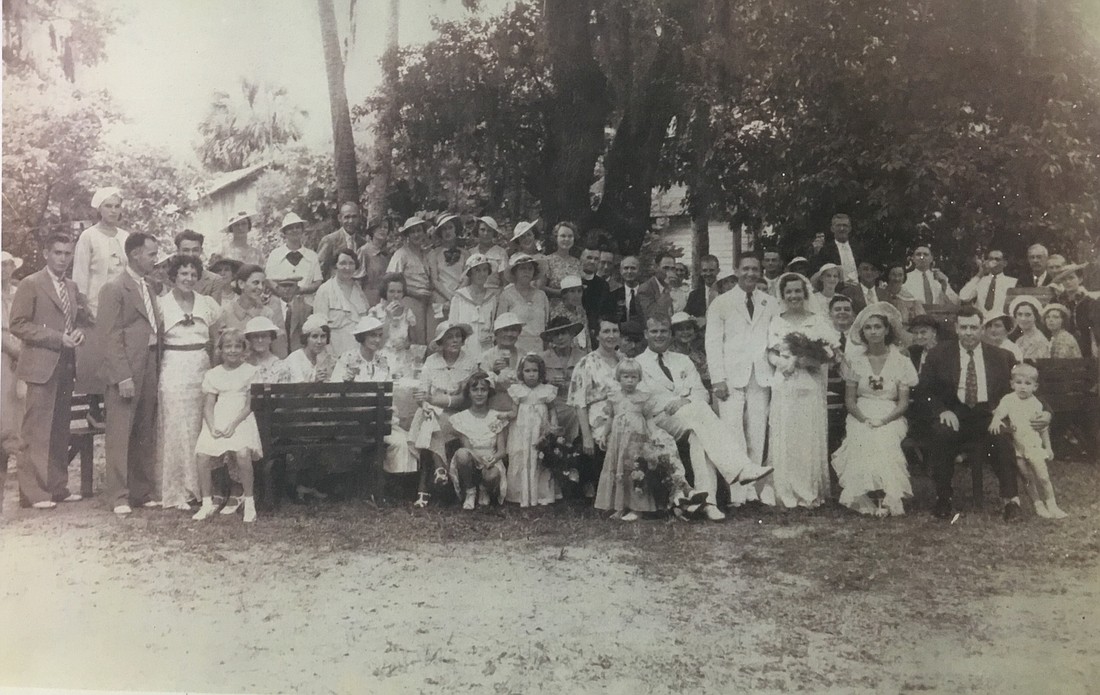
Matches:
[73,187,130,318]
[317,202,364,279]
[265,212,323,299]
[386,217,434,345]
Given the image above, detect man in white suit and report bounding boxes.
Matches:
[706,255,778,506]
[637,316,773,520]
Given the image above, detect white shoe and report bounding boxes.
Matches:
[192,504,216,521]
[31,500,57,510]
[220,497,241,515]
[113,505,132,515]
[462,489,477,510]
[142,500,162,508]
[703,505,726,521]
[620,511,639,522]
[242,498,257,523]
[62,493,83,502]
[171,502,192,512]
[735,465,774,485]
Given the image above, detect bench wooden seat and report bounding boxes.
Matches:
[68,394,104,497]
[1035,358,1099,460]
[250,381,394,506]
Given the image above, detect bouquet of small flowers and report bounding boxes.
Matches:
[536,431,582,487]
[783,331,838,373]
[630,444,689,508]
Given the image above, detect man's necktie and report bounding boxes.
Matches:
[139,279,155,325]
[839,332,847,351]
[922,272,934,305]
[657,352,674,382]
[746,292,755,319]
[964,348,978,406]
[984,275,997,311]
[626,287,634,318]
[286,251,304,266]
[58,280,74,333]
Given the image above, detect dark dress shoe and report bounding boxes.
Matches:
[1003,501,1022,522]
[933,497,953,520]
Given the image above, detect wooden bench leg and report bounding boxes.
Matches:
[80,437,94,497]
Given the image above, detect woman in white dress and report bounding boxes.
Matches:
[279,314,336,383]
[156,256,220,511]
[1009,296,1050,360]
[313,249,371,356]
[497,253,549,355]
[831,302,918,516]
[764,272,840,508]
[809,263,843,315]
[447,254,499,358]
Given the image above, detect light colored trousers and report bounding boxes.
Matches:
[717,373,771,505]
[652,400,750,502]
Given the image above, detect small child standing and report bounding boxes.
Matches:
[192,328,264,522]
[505,353,560,507]
[988,363,1066,519]
[595,359,685,521]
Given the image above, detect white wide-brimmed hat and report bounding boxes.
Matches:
[511,220,537,242]
[493,312,525,332]
[476,216,500,233]
[464,253,493,276]
[559,275,583,292]
[398,217,428,234]
[431,320,473,346]
[280,212,306,232]
[244,316,281,335]
[849,301,905,346]
[91,187,122,209]
[2,251,25,270]
[810,262,842,287]
[351,315,385,336]
[715,268,738,284]
[222,210,257,232]
[982,311,1014,331]
[301,314,329,334]
[1008,295,1044,319]
[433,213,459,233]
[670,311,695,327]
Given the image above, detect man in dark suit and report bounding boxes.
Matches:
[609,255,644,324]
[684,254,720,319]
[1016,244,1053,288]
[578,245,612,346]
[916,305,1049,521]
[316,202,363,279]
[635,252,676,320]
[840,259,886,314]
[9,234,91,508]
[98,232,163,515]
[811,213,861,282]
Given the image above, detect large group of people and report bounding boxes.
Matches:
[3,194,1098,524]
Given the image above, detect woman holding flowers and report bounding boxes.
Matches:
[831,302,918,516]
[764,272,840,508]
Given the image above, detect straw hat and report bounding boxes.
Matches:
[222,210,256,232]
[670,311,695,328]
[244,316,281,335]
[431,320,473,346]
[810,262,842,287]
[1,251,23,270]
[1052,263,1087,284]
[433,213,459,234]
[493,312,525,332]
[279,212,306,232]
[351,315,385,337]
[1042,302,1071,320]
[511,220,537,242]
[715,268,738,284]
[207,254,242,274]
[540,315,584,341]
[785,256,810,270]
[301,315,329,334]
[982,311,1014,331]
[849,301,905,346]
[154,251,174,268]
[90,187,122,209]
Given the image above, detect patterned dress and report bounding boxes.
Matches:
[1049,329,1083,358]
[567,349,622,450]
[1015,329,1051,360]
[543,253,582,291]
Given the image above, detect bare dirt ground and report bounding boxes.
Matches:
[2,458,1098,694]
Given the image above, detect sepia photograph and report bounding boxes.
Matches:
[1,0,1098,692]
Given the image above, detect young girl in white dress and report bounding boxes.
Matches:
[192,328,264,523]
[989,363,1067,519]
[505,354,559,507]
[448,372,508,509]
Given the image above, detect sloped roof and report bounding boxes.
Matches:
[195,162,270,201]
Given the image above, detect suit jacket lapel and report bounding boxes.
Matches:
[39,271,66,313]
[122,272,150,322]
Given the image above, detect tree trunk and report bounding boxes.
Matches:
[366,0,400,221]
[538,0,611,230]
[688,103,712,286]
[317,0,360,207]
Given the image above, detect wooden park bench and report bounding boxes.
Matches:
[68,394,104,498]
[250,381,394,507]
[1035,358,1099,460]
